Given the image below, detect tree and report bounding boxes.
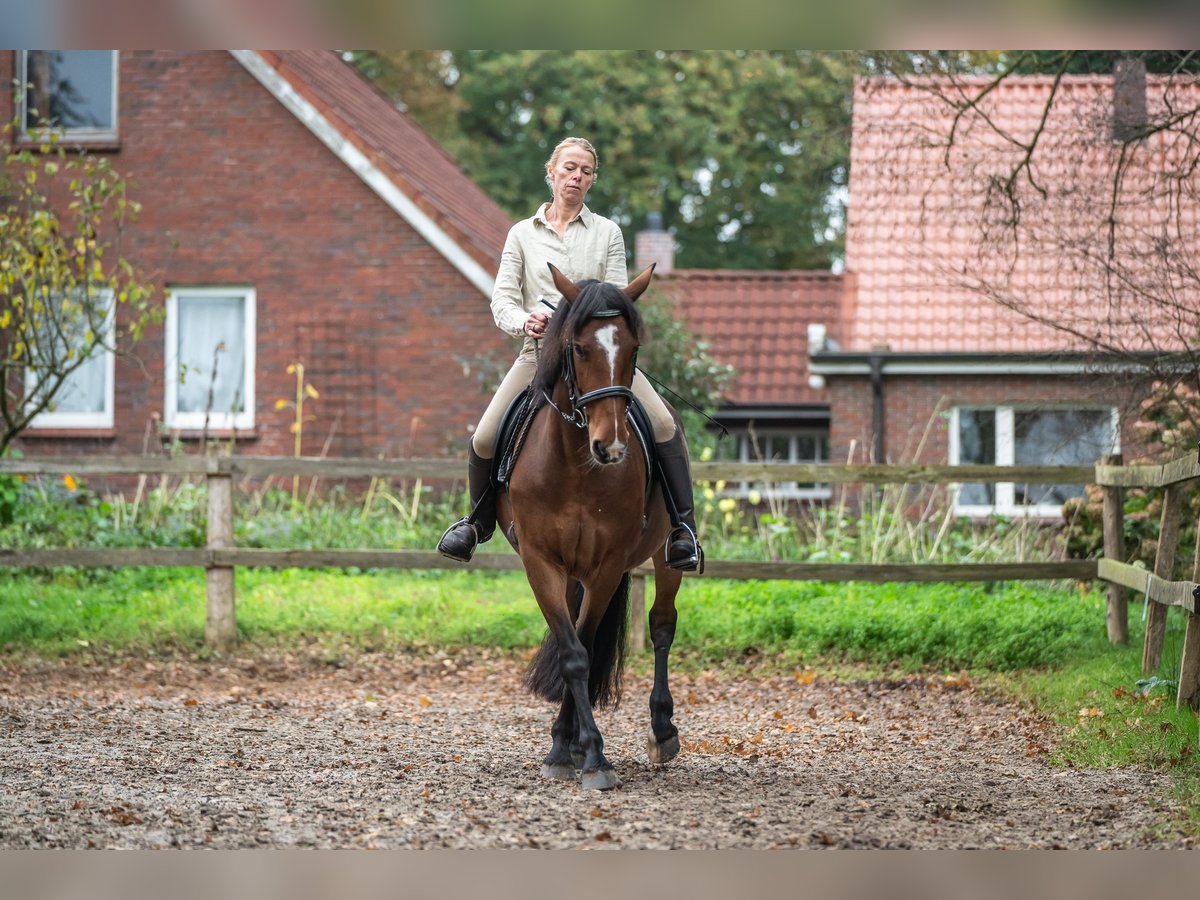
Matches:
[355,50,853,270]
[0,118,158,453]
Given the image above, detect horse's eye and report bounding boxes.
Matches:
[572,342,587,359]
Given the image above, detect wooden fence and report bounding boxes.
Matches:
[1,452,1196,708]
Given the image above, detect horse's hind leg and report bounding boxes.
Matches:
[647,558,683,765]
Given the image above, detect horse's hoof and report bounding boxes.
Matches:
[647,730,681,765]
[581,768,621,791]
[541,762,577,781]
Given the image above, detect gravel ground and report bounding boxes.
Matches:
[0,652,1191,849]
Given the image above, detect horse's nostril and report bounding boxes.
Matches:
[593,440,608,461]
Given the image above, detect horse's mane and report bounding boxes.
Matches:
[530,280,643,407]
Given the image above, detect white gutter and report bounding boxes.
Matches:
[231,50,495,299]
[809,357,1163,376]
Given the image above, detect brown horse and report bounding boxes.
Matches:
[496,263,683,791]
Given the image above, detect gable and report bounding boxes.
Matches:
[233,51,511,299]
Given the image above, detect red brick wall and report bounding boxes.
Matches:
[826,371,1154,465]
[2,51,513,461]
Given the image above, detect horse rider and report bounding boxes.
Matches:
[436,136,702,571]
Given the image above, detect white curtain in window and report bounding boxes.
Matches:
[176,295,245,415]
[51,348,107,413]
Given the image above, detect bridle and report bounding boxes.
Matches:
[541,309,639,429]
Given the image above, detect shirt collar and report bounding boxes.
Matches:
[535,202,593,229]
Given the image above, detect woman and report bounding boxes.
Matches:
[437,137,701,571]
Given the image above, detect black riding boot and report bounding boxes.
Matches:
[655,430,703,572]
[436,445,497,562]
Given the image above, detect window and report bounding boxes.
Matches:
[27,289,115,430]
[165,288,256,431]
[950,405,1118,516]
[717,428,832,500]
[17,50,118,140]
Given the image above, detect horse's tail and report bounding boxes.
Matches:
[523,575,630,710]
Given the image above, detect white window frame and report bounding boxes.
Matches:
[16,50,120,142]
[26,289,116,430]
[950,405,1119,517]
[722,427,832,501]
[164,286,256,432]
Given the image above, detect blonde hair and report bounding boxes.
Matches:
[545,137,598,193]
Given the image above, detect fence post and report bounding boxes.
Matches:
[1143,484,1183,674]
[1176,516,1200,709]
[628,574,647,653]
[206,467,237,651]
[1100,453,1128,644]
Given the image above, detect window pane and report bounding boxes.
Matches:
[24,51,115,131]
[957,409,995,505]
[51,349,107,413]
[177,296,246,415]
[29,289,110,416]
[1014,409,1112,506]
[797,435,817,461]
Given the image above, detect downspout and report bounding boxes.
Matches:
[869,353,885,463]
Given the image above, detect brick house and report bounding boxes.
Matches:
[636,221,844,500]
[3,50,514,462]
[653,69,1198,518]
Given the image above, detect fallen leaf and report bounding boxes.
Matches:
[807,706,818,719]
[594,831,613,842]
[418,696,433,708]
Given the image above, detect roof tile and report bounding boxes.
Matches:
[657,270,842,406]
[847,73,1200,353]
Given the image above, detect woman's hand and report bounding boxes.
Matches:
[524,312,549,338]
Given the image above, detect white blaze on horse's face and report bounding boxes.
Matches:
[590,322,627,464]
[596,324,619,382]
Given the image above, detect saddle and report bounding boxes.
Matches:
[492,385,655,490]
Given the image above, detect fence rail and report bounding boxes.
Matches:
[2,452,1197,708]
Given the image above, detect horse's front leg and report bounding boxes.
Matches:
[647,558,683,765]
[541,579,584,780]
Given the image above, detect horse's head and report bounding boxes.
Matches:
[538,263,654,465]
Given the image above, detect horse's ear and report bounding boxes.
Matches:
[548,263,580,304]
[622,263,655,302]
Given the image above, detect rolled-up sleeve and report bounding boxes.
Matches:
[490,227,528,337]
[604,222,628,288]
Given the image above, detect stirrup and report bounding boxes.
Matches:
[437,516,480,562]
[665,523,703,573]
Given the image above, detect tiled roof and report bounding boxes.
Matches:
[257,51,512,272]
[657,269,842,407]
[846,74,1200,353]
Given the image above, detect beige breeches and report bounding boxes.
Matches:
[472,352,677,458]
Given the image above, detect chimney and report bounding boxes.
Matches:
[634,212,675,275]
[1112,56,1147,142]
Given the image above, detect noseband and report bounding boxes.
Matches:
[543,309,638,429]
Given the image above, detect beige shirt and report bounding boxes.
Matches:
[490,203,628,340]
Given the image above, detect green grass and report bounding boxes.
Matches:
[0,568,1106,670]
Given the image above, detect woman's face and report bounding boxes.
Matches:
[547,145,597,204]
